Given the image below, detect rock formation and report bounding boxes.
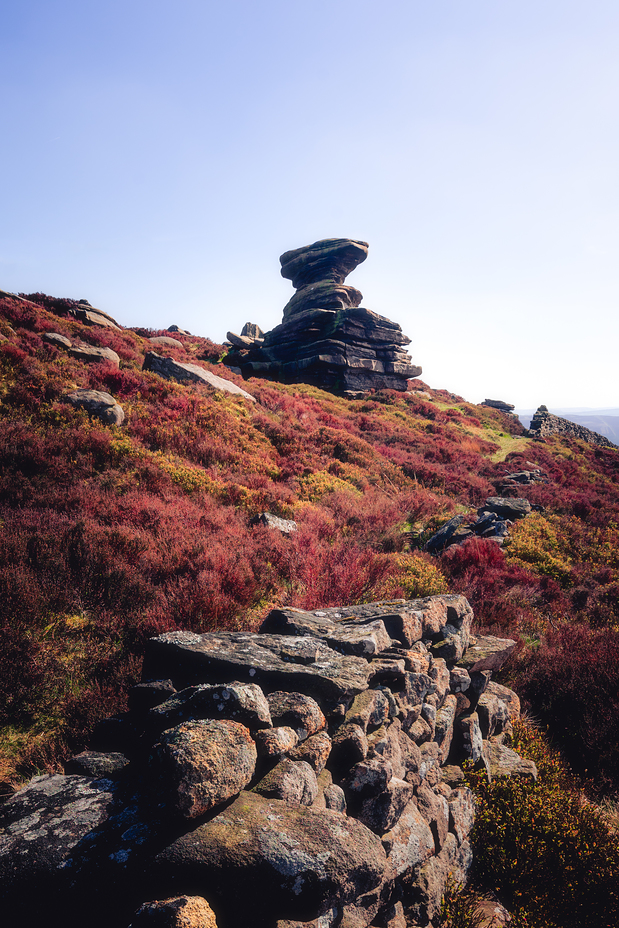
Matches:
[480,399,515,414]
[224,239,422,395]
[527,405,616,448]
[0,594,533,928]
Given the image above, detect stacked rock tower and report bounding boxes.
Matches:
[225,238,422,394]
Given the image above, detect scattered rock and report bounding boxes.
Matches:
[65,389,125,425]
[481,497,532,520]
[250,512,298,534]
[68,344,121,367]
[148,336,184,348]
[143,353,256,402]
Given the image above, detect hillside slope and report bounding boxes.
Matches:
[1,290,619,802]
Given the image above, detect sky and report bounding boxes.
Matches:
[2,0,619,408]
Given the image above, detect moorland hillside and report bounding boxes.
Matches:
[1,288,619,927]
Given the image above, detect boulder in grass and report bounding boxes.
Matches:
[66,389,125,425]
[250,512,298,534]
[483,741,538,782]
[43,331,72,348]
[143,352,256,402]
[148,336,184,348]
[67,344,120,367]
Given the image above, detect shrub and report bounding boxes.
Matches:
[466,720,619,928]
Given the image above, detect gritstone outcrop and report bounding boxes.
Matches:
[224,238,422,395]
[527,405,616,448]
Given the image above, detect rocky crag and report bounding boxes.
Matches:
[527,405,616,448]
[0,595,532,928]
[224,239,422,395]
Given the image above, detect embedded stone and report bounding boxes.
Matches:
[253,758,318,806]
[151,720,256,819]
[266,691,326,739]
[148,682,272,734]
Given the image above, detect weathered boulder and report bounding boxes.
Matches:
[68,344,120,366]
[148,335,184,348]
[151,720,257,819]
[254,726,299,758]
[486,681,521,723]
[129,895,218,928]
[480,497,532,520]
[382,798,436,880]
[43,331,72,348]
[143,353,256,402]
[483,741,538,781]
[289,731,332,773]
[65,389,125,425]
[150,791,387,925]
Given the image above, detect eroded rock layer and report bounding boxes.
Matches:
[224,239,422,395]
[0,595,531,928]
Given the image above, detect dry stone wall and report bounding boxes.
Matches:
[0,596,533,928]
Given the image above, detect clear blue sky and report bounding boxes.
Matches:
[2,1,618,408]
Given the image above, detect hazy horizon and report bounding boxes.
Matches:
[2,1,619,409]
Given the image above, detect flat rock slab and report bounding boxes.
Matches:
[143,352,255,402]
[142,631,371,706]
[261,608,392,658]
[150,791,386,924]
[458,636,517,673]
[0,774,115,906]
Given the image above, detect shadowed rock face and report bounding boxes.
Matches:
[223,239,422,395]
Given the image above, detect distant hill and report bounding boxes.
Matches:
[518,408,619,445]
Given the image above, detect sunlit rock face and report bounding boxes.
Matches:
[224,238,422,395]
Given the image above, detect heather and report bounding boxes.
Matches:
[2,290,619,810]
